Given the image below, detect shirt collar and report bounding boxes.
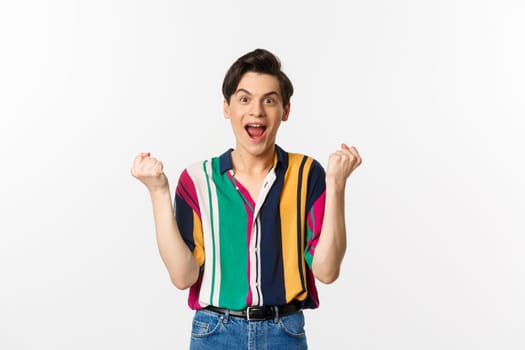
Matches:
[219,145,286,174]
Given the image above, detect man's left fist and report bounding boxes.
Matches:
[325,143,362,187]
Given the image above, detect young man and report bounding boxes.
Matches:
[131,49,362,349]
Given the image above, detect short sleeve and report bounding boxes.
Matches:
[304,159,326,268]
[174,169,205,266]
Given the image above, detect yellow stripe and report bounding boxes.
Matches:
[193,211,205,266]
[296,157,313,301]
[280,154,314,302]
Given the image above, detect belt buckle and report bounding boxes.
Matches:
[246,306,254,321]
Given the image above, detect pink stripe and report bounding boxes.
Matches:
[245,207,254,306]
[188,271,203,309]
[306,266,320,307]
[307,191,326,255]
[176,169,201,219]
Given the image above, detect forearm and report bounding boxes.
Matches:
[312,182,347,284]
[149,188,200,290]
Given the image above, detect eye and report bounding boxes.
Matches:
[264,97,275,104]
[239,96,249,103]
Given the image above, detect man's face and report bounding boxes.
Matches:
[224,72,290,158]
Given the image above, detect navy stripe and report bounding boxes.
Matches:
[175,193,195,251]
[259,167,286,305]
[179,180,199,211]
[306,159,326,211]
[296,156,308,292]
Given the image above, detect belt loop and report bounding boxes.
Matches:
[222,309,230,324]
[273,306,279,323]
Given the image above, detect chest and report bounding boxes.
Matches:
[232,173,269,202]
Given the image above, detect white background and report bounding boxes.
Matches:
[1,0,524,349]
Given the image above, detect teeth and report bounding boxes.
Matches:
[247,124,263,128]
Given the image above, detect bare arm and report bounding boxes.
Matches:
[131,152,200,290]
[312,144,362,284]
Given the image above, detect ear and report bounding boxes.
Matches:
[281,103,291,122]
[223,99,230,119]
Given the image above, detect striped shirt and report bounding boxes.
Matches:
[174,145,326,310]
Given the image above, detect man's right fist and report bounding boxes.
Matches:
[131,152,169,192]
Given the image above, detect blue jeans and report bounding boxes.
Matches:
[189,308,308,350]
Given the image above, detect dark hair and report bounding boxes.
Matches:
[222,48,294,107]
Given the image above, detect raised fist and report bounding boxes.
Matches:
[131,152,169,192]
[325,143,362,188]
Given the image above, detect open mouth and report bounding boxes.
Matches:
[245,123,267,138]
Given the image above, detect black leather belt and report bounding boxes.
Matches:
[205,301,301,321]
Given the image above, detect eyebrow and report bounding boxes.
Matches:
[235,88,281,98]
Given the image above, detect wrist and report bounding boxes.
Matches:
[148,185,171,197]
[325,177,346,192]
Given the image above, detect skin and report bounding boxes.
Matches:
[223,72,290,199]
[131,72,362,289]
[131,152,199,289]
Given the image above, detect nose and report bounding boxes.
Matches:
[248,100,264,117]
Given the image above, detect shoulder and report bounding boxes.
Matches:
[185,159,208,174]
[281,149,325,176]
[178,152,226,183]
[279,149,326,203]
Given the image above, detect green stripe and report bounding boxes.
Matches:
[211,158,249,310]
[203,160,217,302]
[305,209,315,267]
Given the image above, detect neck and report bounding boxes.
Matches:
[231,146,275,174]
